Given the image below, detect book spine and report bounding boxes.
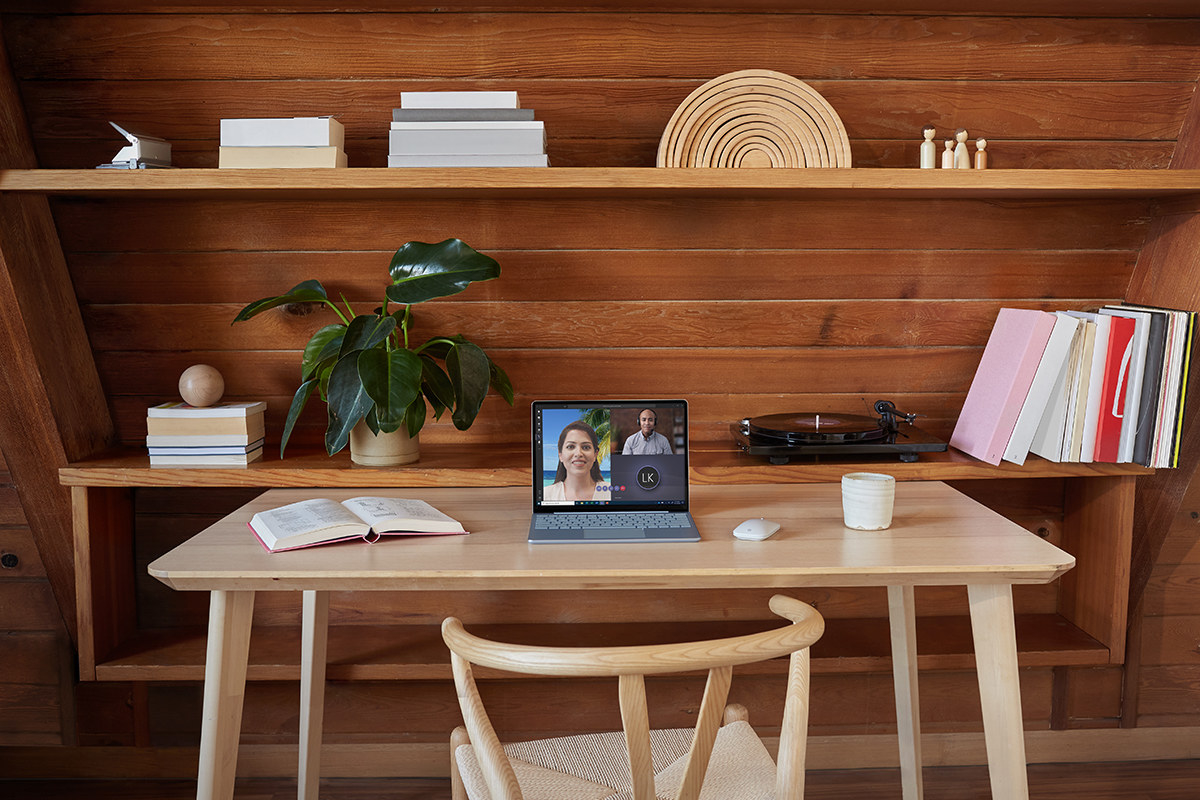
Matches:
[400,91,520,109]
[392,108,535,121]
[220,117,344,148]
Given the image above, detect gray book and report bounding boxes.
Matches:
[392,108,536,122]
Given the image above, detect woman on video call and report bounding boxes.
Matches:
[544,420,610,502]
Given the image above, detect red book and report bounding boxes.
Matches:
[1093,315,1136,463]
[950,308,1056,465]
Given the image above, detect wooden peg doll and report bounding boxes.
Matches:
[954,128,970,169]
[941,139,955,169]
[920,124,937,169]
[974,138,988,169]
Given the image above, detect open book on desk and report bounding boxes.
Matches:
[249,496,466,553]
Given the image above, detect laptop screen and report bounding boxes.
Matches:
[531,400,690,512]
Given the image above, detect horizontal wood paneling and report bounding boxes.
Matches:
[84,300,1111,351]
[51,197,1153,252]
[0,582,62,631]
[1142,566,1200,615]
[1135,665,1200,717]
[1137,615,1200,666]
[10,15,1200,83]
[67,250,1138,305]
[0,529,44,578]
[124,668,1052,744]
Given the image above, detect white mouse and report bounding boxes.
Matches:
[733,518,781,541]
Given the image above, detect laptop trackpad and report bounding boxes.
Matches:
[584,529,647,539]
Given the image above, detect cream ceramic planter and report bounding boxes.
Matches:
[349,419,420,466]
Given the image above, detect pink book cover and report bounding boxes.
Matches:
[950,308,1057,465]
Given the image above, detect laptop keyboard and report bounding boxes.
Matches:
[534,512,693,530]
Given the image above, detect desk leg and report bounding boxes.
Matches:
[299,590,330,800]
[967,584,1029,800]
[197,590,255,800]
[887,585,924,800]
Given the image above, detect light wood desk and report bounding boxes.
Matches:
[149,481,1074,800]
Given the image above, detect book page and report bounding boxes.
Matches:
[256,498,364,541]
[342,496,462,531]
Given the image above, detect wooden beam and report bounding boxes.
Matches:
[0,24,114,643]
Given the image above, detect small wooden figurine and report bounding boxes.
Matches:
[920,125,937,169]
[941,139,955,169]
[178,364,225,407]
[954,128,970,169]
[974,138,989,169]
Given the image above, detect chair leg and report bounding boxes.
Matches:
[450,726,470,800]
[723,703,749,725]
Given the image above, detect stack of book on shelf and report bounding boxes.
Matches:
[218,117,346,168]
[146,401,267,467]
[388,91,548,168]
[951,305,1196,468]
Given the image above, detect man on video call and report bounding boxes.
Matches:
[621,408,673,455]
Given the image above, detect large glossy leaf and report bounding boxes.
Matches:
[385,239,500,305]
[419,354,454,417]
[422,335,513,405]
[279,378,318,457]
[232,279,328,323]
[300,324,346,380]
[446,341,491,430]
[324,354,373,455]
[404,397,428,438]
[339,314,396,357]
[357,348,422,431]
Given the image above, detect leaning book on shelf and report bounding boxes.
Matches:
[249,496,467,553]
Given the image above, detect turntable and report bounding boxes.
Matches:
[731,400,947,464]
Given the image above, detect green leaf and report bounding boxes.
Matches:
[232,279,328,323]
[324,354,373,455]
[446,341,491,430]
[487,358,515,406]
[385,239,500,305]
[357,348,422,431]
[404,396,428,438]
[300,324,346,381]
[280,378,318,457]
[339,314,396,358]
[419,354,455,416]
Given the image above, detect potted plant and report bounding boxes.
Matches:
[232,238,513,465]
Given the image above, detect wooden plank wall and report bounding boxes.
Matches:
[0,2,1198,756]
[0,449,74,746]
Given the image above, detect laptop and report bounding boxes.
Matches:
[528,400,701,543]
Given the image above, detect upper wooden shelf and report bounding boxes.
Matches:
[59,443,1153,489]
[6,168,1200,201]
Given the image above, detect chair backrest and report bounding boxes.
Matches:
[442,594,825,800]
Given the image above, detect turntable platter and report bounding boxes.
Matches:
[747,412,887,444]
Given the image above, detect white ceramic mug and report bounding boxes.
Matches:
[841,472,896,530]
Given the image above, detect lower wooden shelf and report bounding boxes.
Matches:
[94,614,1108,682]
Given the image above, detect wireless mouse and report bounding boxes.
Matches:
[732,518,781,541]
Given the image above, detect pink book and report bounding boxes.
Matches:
[950,308,1057,465]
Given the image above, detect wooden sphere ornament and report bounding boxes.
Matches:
[179,364,225,407]
[657,69,852,168]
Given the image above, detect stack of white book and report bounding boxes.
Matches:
[388,91,548,168]
[146,401,267,466]
[218,117,346,168]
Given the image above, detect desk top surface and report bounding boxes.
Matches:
[148,482,1074,592]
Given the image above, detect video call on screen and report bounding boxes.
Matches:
[535,402,688,506]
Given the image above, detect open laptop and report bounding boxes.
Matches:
[528,400,701,543]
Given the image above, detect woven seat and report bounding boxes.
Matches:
[443,594,824,800]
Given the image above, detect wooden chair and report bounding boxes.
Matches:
[442,594,825,800]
